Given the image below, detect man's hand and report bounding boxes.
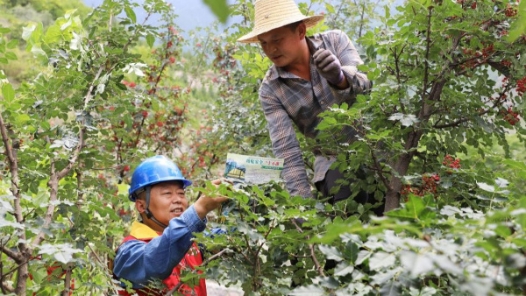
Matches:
[313,49,344,86]
[194,179,229,220]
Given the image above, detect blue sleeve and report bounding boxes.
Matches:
[113,205,207,285]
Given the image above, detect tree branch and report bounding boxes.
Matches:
[202,248,229,266]
[165,282,183,296]
[32,127,86,249]
[0,282,13,294]
[56,127,85,180]
[61,265,73,296]
[370,149,390,189]
[421,6,434,103]
[0,94,31,295]
[0,245,23,263]
[309,244,325,277]
[0,114,22,224]
[289,219,325,276]
[83,66,104,110]
[391,44,407,114]
[487,60,510,77]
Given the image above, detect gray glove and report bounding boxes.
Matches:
[313,48,344,85]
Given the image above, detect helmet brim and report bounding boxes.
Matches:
[128,178,192,201]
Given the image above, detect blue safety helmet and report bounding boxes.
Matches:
[128,155,192,201]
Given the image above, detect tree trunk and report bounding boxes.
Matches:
[384,131,423,212]
[14,249,29,296]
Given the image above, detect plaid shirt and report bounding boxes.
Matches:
[259,30,372,198]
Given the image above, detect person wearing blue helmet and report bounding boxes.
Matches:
[112,155,227,296]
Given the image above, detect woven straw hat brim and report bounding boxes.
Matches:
[238,14,324,43]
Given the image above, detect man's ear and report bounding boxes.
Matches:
[298,22,307,39]
[135,199,146,213]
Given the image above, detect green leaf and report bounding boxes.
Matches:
[369,251,396,270]
[43,24,62,44]
[366,129,391,141]
[146,33,155,48]
[319,244,344,261]
[38,243,81,264]
[344,241,360,264]
[124,6,137,23]
[15,113,30,125]
[387,195,425,220]
[0,27,9,34]
[202,0,229,23]
[0,57,7,64]
[502,159,526,179]
[400,252,435,277]
[380,283,399,296]
[325,3,335,14]
[7,39,18,49]
[494,224,511,238]
[334,262,354,276]
[2,83,15,101]
[5,52,17,61]
[477,182,495,193]
[507,0,526,42]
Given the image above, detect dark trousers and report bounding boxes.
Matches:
[315,167,385,271]
[291,168,386,287]
[315,168,385,216]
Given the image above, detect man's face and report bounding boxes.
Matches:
[136,181,188,231]
[258,23,306,68]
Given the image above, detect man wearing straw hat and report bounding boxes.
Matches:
[238,0,383,214]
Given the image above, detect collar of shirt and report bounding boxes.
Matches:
[129,221,160,240]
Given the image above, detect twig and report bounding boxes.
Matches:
[33,122,86,248]
[357,0,366,38]
[309,244,325,277]
[237,209,256,258]
[329,1,345,29]
[370,150,390,190]
[289,219,325,276]
[391,45,407,114]
[86,242,105,266]
[421,6,434,104]
[290,218,303,233]
[202,248,229,266]
[164,282,183,296]
[62,265,73,296]
[83,66,104,110]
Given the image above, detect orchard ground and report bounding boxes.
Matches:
[207,281,243,296]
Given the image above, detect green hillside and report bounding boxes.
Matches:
[0,0,90,84]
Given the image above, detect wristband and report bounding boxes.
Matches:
[329,71,344,86]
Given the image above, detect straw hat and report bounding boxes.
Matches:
[237,0,324,43]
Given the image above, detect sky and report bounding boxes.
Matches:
[81,0,400,49]
[82,0,318,35]
[83,0,242,34]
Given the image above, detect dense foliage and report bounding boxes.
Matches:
[0,0,525,295]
